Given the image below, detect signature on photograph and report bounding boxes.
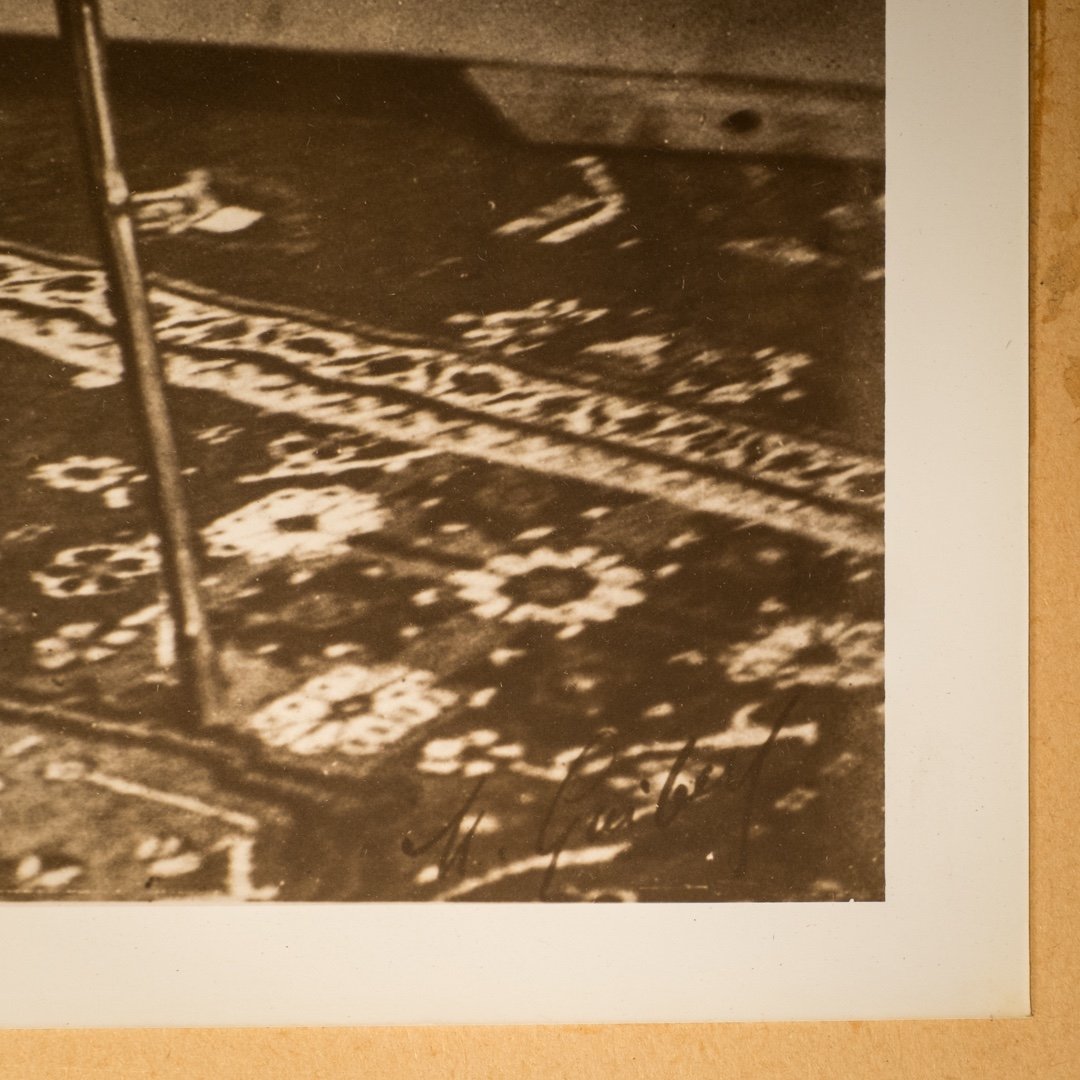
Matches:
[401,689,804,900]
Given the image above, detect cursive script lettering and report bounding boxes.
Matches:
[401,775,489,881]
[401,689,804,898]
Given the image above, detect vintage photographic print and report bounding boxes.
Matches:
[0,0,884,903]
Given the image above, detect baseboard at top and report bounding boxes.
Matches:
[467,65,884,162]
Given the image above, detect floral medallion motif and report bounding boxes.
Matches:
[719,616,884,689]
[418,728,525,778]
[247,662,458,756]
[202,486,385,563]
[32,455,142,509]
[449,546,646,639]
[32,536,160,598]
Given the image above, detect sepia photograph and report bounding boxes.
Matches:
[0,1,886,903]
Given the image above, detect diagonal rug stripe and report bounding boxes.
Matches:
[0,243,882,556]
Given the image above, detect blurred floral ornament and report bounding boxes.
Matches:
[248,662,458,756]
[202,486,385,563]
[418,728,524,778]
[32,536,160,598]
[33,454,136,494]
[32,454,142,508]
[449,545,645,639]
[720,616,883,689]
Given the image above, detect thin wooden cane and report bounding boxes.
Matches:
[53,0,220,728]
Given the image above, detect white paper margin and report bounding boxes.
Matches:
[0,0,1029,1027]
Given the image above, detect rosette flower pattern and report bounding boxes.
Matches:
[449,545,646,639]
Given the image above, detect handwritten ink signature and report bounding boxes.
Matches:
[402,689,804,900]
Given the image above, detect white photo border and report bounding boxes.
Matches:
[0,0,1028,1027]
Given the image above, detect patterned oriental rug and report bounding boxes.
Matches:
[0,40,884,901]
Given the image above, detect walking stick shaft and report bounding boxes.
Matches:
[54,0,219,727]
